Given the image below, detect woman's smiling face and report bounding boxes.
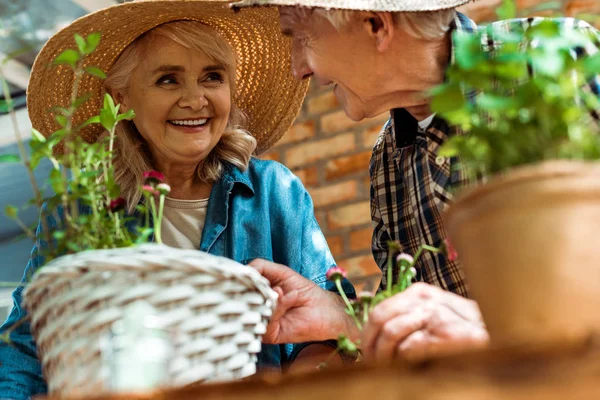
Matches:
[117,34,232,167]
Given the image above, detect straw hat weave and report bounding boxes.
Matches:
[27,0,308,155]
[232,0,472,12]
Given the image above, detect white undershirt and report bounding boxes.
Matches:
[418,114,436,132]
[161,197,209,250]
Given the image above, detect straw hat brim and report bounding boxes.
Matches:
[27,0,308,155]
[232,0,472,12]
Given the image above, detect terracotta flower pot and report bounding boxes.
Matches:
[444,160,600,344]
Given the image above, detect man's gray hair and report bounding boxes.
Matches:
[316,8,457,40]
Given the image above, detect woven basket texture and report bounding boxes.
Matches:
[22,244,278,397]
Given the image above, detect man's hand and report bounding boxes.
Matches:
[249,259,358,344]
[362,283,489,362]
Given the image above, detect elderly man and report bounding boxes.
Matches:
[233,0,600,363]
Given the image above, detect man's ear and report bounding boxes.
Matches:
[362,12,395,52]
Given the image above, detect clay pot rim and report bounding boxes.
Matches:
[446,160,600,219]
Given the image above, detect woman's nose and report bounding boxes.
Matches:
[178,86,209,110]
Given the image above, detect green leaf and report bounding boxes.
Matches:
[116,109,135,122]
[31,128,47,143]
[583,53,600,76]
[5,205,18,219]
[476,94,520,112]
[85,66,106,79]
[99,108,116,131]
[73,92,93,109]
[55,114,68,127]
[531,51,565,77]
[53,230,66,241]
[49,168,64,195]
[103,93,117,114]
[79,115,101,129]
[74,34,86,55]
[0,154,20,163]
[54,49,80,68]
[84,32,101,55]
[431,83,466,114]
[0,99,13,113]
[454,33,484,71]
[496,0,517,20]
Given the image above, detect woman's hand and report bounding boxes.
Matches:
[249,259,359,344]
[361,283,490,362]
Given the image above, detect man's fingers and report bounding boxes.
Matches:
[396,330,436,361]
[367,311,429,362]
[361,295,417,352]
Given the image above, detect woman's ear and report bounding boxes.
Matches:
[107,88,129,111]
[362,12,395,52]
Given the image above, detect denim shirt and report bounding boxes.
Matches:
[0,158,354,399]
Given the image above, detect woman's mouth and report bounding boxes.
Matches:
[168,118,209,127]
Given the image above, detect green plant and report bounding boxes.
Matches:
[324,240,456,359]
[0,33,168,272]
[430,0,600,181]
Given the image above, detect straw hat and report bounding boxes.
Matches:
[27,0,309,155]
[232,0,472,12]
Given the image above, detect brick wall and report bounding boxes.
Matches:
[260,0,600,286]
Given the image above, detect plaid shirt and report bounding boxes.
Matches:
[370,13,600,297]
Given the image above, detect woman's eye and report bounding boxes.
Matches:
[157,75,177,85]
[206,72,224,83]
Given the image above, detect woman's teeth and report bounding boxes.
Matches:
[169,119,208,126]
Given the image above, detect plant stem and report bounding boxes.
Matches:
[413,244,441,265]
[335,279,362,330]
[0,73,51,248]
[155,193,166,243]
[149,195,161,244]
[386,252,394,296]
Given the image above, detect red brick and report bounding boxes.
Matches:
[326,235,344,258]
[327,201,371,230]
[349,227,373,252]
[285,133,356,169]
[308,180,358,208]
[307,91,339,115]
[325,151,371,181]
[337,254,381,280]
[321,110,389,135]
[277,120,316,146]
[293,166,319,187]
[260,150,280,162]
[363,124,383,149]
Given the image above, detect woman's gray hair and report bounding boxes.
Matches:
[314,8,457,40]
[103,21,257,212]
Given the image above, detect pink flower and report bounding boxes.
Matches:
[109,197,126,212]
[357,291,373,303]
[143,171,165,185]
[326,266,347,281]
[156,183,171,196]
[396,252,414,265]
[141,184,158,196]
[442,238,458,262]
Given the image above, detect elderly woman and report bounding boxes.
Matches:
[0,1,353,398]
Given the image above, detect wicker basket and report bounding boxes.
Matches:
[22,244,278,397]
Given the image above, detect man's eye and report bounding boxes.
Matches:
[157,75,177,85]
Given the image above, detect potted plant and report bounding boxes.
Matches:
[0,32,277,396]
[430,0,600,344]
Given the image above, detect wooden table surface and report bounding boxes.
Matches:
[49,334,600,400]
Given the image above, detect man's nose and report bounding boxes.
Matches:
[291,43,312,81]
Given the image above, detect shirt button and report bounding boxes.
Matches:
[435,156,446,166]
